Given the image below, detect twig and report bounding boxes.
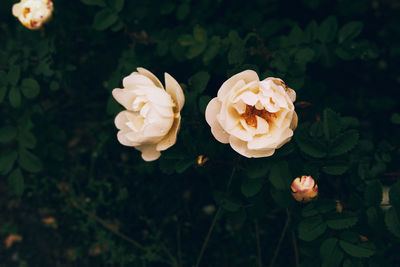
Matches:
[70,199,144,250]
[177,220,183,267]
[195,207,222,267]
[268,208,291,267]
[292,231,299,267]
[255,220,263,267]
[161,244,179,267]
[195,167,237,267]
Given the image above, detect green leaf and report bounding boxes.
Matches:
[339,240,375,258]
[326,212,358,230]
[241,177,264,198]
[198,95,211,114]
[318,16,338,43]
[287,25,304,46]
[21,78,40,99]
[391,113,400,125]
[269,160,291,190]
[7,65,20,86]
[245,160,271,179]
[330,130,359,156]
[8,87,21,108]
[364,180,382,206]
[8,168,24,196]
[323,108,341,140]
[338,21,363,44]
[193,25,207,43]
[0,126,17,143]
[18,149,43,173]
[385,208,400,238]
[188,71,210,94]
[298,215,327,241]
[389,180,400,207]
[203,36,221,64]
[187,43,207,59]
[343,259,363,267]
[18,129,37,149]
[301,203,318,217]
[175,158,195,174]
[0,86,7,103]
[178,34,194,46]
[321,164,349,175]
[304,20,319,43]
[295,127,327,158]
[80,0,106,6]
[93,9,118,31]
[213,191,241,212]
[0,151,18,175]
[50,81,60,91]
[270,187,293,208]
[176,3,189,20]
[295,47,315,64]
[111,0,124,12]
[320,238,344,267]
[111,19,124,32]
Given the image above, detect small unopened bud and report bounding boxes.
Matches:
[291,175,318,202]
[12,0,54,30]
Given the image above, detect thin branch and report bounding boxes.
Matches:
[195,207,222,267]
[255,220,263,267]
[268,209,291,267]
[292,231,299,267]
[177,220,183,267]
[70,199,144,250]
[195,167,237,267]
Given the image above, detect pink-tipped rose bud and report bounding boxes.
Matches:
[291,175,318,202]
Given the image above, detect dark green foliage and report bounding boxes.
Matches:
[1,0,400,266]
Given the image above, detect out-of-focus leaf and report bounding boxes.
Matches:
[241,177,264,198]
[338,21,363,44]
[18,149,43,173]
[298,215,327,241]
[21,78,40,99]
[339,240,375,258]
[320,238,343,267]
[0,151,18,175]
[318,16,338,43]
[8,168,24,196]
[0,126,17,143]
[330,130,359,156]
[93,9,118,31]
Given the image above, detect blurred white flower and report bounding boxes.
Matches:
[12,0,54,30]
[205,70,297,158]
[291,175,318,202]
[112,68,185,161]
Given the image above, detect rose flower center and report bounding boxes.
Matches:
[241,105,276,128]
[23,7,30,18]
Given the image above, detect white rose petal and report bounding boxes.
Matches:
[12,0,53,30]
[205,70,298,158]
[112,68,185,161]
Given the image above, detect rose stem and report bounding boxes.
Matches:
[195,166,237,267]
[268,208,291,267]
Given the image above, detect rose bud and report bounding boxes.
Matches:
[12,0,54,30]
[291,175,318,202]
[205,70,297,158]
[112,68,184,161]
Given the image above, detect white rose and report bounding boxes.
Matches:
[112,68,185,161]
[205,70,297,158]
[12,0,54,30]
